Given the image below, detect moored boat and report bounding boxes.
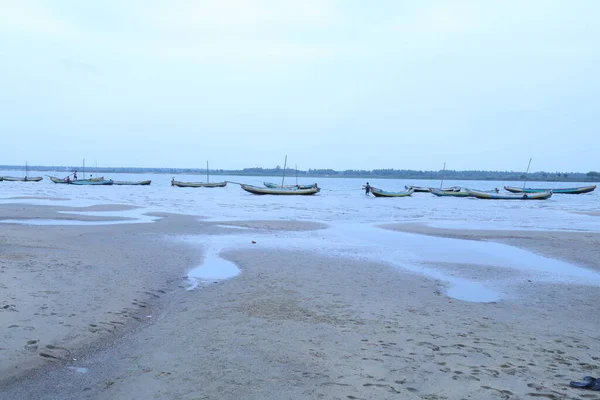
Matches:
[370,187,414,197]
[171,179,227,188]
[264,182,317,189]
[1,176,43,182]
[467,188,552,200]
[69,179,113,186]
[112,180,152,186]
[430,188,472,197]
[504,185,596,194]
[241,184,320,195]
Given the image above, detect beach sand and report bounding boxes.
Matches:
[1,205,599,399]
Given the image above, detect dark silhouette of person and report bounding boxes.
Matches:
[365,182,371,195]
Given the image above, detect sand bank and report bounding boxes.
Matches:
[1,206,599,399]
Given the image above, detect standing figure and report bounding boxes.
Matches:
[73,171,78,180]
[365,182,371,195]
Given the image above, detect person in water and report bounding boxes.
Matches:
[73,171,78,180]
[365,182,371,195]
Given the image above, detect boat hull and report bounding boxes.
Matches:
[504,185,596,194]
[430,188,472,197]
[371,188,414,197]
[69,179,113,185]
[241,184,320,195]
[1,176,43,182]
[467,189,551,200]
[112,180,152,186]
[263,182,316,189]
[172,180,227,188]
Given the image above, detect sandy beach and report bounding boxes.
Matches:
[1,203,600,399]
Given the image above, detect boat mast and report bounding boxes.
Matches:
[295,164,298,186]
[206,161,209,183]
[25,162,28,179]
[281,155,288,187]
[523,158,532,189]
[440,161,446,189]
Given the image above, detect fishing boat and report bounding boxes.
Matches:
[112,180,152,186]
[69,179,113,186]
[405,186,431,193]
[263,182,316,189]
[1,176,43,182]
[370,187,414,197]
[467,188,552,200]
[171,180,226,188]
[171,161,226,188]
[503,185,596,194]
[49,175,105,184]
[1,163,43,182]
[430,188,472,197]
[241,184,320,195]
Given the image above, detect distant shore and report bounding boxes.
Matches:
[1,165,598,183]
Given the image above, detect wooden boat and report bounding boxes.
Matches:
[264,182,316,189]
[430,188,472,197]
[504,185,596,194]
[405,186,431,193]
[112,180,152,186]
[49,176,104,184]
[1,176,43,182]
[241,184,320,195]
[70,179,113,186]
[1,163,43,181]
[171,179,227,188]
[467,188,552,200]
[370,187,414,197]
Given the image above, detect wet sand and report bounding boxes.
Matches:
[1,205,600,399]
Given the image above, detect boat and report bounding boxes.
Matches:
[241,184,320,195]
[405,186,431,193]
[69,179,113,186]
[264,182,316,189]
[504,185,596,194]
[370,187,414,197]
[171,161,226,188]
[1,163,43,181]
[112,180,152,186]
[1,176,43,182]
[466,188,552,200]
[171,179,226,188]
[49,175,105,184]
[430,188,472,197]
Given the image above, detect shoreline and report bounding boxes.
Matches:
[1,204,600,399]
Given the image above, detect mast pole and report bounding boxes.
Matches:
[523,158,532,189]
[207,161,209,183]
[295,164,298,186]
[281,155,287,187]
[440,162,446,189]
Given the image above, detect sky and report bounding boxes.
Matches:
[1,0,598,172]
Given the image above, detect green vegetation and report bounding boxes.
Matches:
[1,165,598,182]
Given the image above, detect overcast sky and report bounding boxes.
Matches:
[1,1,598,172]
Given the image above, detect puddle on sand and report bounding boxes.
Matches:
[187,250,240,290]
[214,224,253,230]
[0,219,125,226]
[66,366,89,374]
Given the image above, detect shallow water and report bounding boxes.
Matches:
[2,170,599,302]
[0,170,598,230]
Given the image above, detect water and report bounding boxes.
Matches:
[2,170,599,302]
[1,170,598,230]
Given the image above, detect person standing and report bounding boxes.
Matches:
[365,182,371,195]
